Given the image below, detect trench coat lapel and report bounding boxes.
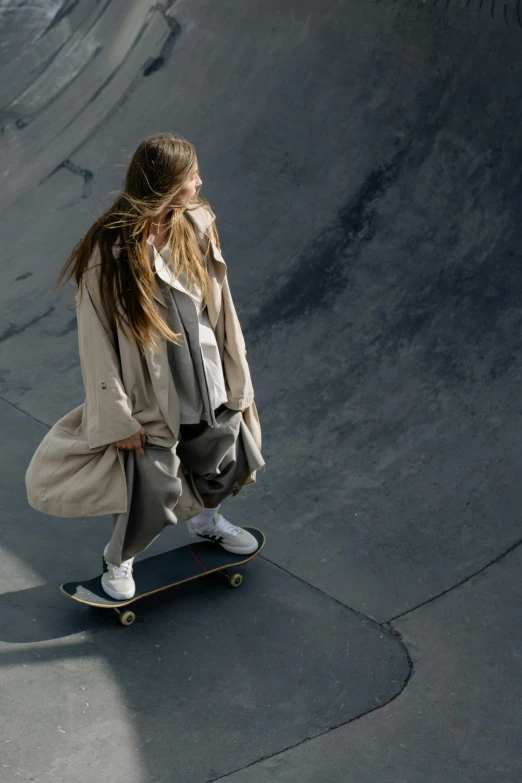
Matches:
[146,243,169,307]
[152,278,167,307]
[184,203,227,330]
[142,311,173,435]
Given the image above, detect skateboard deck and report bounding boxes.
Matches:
[60,527,265,626]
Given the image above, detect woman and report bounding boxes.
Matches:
[25,132,265,601]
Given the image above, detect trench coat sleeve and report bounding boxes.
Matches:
[78,260,143,450]
[221,274,255,411]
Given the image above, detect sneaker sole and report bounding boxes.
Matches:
[220,541,259,555]
[101,575,136,601]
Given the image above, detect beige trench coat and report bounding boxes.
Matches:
[25,204,264,520]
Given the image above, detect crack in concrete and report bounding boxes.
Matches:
[205,648,413,783]
[0,393,52,429]
[386,534,522,623]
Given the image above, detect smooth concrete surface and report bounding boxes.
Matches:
[217,541,522,783]
[0,0,521,781]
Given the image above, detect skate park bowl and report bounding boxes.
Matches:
[0,1,521,781]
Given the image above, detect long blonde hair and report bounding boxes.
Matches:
[55,132,221,354]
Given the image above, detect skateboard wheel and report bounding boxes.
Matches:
[226,573,243,588]
[119,610,136,626]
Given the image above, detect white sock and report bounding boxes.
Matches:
[190,503,221,530]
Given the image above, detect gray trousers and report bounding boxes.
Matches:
[105,405,249,564]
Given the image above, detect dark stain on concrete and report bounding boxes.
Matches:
[15,272,33,281]
[0,307,55,345]
[377,0,522,28]
[57,316,78,336]
[43,159,93,199]
[142,9,181,76]
[379,244,522,384]
[246,145,411,332]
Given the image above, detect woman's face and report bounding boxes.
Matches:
[150,163,202,230]
[172,163,202,207]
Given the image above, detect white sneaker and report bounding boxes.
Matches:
[187,513,259,555]
[101,545,136,600]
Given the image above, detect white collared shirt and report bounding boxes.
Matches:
[146,240,228,423]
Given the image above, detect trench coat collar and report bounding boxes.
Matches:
[110,202,224,309]
[151,204,227,315]
[185,200,216,235]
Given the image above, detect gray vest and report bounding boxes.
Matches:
[158,276,220,428]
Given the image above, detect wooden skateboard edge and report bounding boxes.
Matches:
[60,527,266,610]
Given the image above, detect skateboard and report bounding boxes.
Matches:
[60,527,265,626]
